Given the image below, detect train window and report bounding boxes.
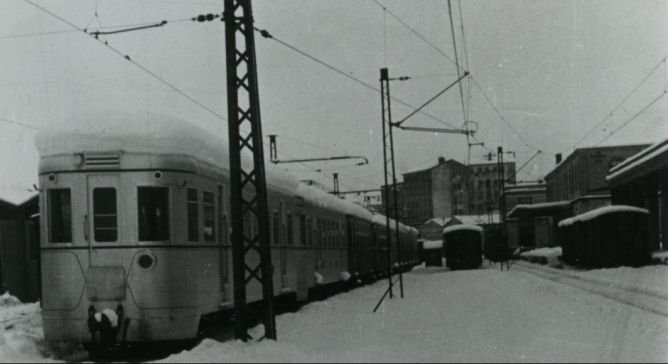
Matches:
[187,189,199,242]
[203,191,216,242]
[138,187,171,241]
[272,209,280,245]
[47,189,72,243]
[93,188,118,243]
[287,212,294,245]
[300,214,307,246]
[308,216,314,246]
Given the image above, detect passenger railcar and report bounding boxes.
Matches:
[443,225,484,270]
[36,113,418,345]
[559,206,650,268]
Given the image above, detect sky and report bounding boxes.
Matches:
[0,0,667,203]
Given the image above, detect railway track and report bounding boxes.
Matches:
[513,261,668,318]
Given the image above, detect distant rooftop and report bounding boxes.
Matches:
[0,187,38,207]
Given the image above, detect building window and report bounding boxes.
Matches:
[203,191,216,242]
[519,197,533,205]
[187,189,199,242]
[272,209,280,245]
[48,189,72,243]
[300,214,307,245]
[93,188,118,243]
[138,187,170,241]
[287,213,293,245]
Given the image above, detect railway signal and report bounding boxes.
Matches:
[224,0,277,341]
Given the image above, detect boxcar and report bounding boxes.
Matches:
[559,206,650,268]
[443,225,484,270]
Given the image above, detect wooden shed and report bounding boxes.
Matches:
[0,189,40,303]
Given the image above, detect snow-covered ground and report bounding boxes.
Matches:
[2,266,668,362]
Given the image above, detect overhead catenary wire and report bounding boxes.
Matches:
[22,0,228,124]
[254,27,460,130]
[594,90,668,147]
[562,54,668,153]
[371,0,462,72]
[0,117,39,130]
[470,76,543,153]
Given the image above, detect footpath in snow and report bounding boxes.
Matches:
[2,265,668,362]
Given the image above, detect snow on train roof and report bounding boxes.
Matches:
[443,225,484,234]
[296,184,372,220]
[34,111,300,194]
[558,205,649,227]
[371,215,413,234]
[423,240,443,249]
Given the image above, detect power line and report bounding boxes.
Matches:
[563,54,668,153]
[0,117,39,130]
[595,90,668,147]
[470,76,542,152]
[254,27,459,130]
[371,0,461,71]
[22,0,227,123]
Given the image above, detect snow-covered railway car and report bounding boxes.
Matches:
[558,206,650,268]
[36,112,419,345]
[443,225,484,270]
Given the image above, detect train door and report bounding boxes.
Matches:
[86,174,123,267]
[86,174,126,303]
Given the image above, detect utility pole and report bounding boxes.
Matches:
[380,68,402,299]
[224,0,276,341]
[333,173,340,197]
[497,147,507,235]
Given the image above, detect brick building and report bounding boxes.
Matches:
[468,161,516,216]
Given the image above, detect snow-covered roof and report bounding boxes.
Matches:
[423,240,443,249]
[372,215,413,234]
[35,111,300,195]
[443,225,484,234]
[607,139,668,181]
[419,218,448,228]
[453,213,500,225]
[297,184,372,220]
[0,187,38,207]
[558,205,649,227]
[507,201,570,218]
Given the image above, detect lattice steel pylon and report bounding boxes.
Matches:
[224,0,277,341]
[380,68,404,299]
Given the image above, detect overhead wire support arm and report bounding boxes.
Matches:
[271,156,369,165]
[393,72,469,127]
[87,12,222,37]
[398,126,473,135]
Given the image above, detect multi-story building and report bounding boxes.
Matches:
[398,158,471,228]
[508,144,650,248]
[468,161,517,215]
[503,183,550,250]
[380,182,405,220]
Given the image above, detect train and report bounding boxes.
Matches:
[558,205,650,268]
[35,112,419,345]
[442,225,484,270]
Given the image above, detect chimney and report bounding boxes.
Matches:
[556,154,563,165]
[438,157,446,165]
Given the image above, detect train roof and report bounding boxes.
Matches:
[296,184,373,220]
[371,215,414,234]
[34,111,300,195]
[558,205,649,227]
[443,225,484,234]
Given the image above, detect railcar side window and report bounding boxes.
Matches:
[287,212,294,245]
[272,209,279,245]
[93,188,118,242]
[300,214,307,246]
[47,189,72,243]
[203,191,216,242]
[308,217,314,246]
[187,189,199,242]
[138,187,171,241]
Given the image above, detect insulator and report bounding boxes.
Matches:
[260,29,272,39]
[197,15,207,22]
[207,14,215,21]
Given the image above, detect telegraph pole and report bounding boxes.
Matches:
[224,0,277,341]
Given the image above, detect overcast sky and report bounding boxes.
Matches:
[0,0,667,202]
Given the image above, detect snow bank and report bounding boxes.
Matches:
[422,240,443,250]
[0,294,21,307]
[558,205,649,227]
[443,224,483,234]
[521,247,562,268]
